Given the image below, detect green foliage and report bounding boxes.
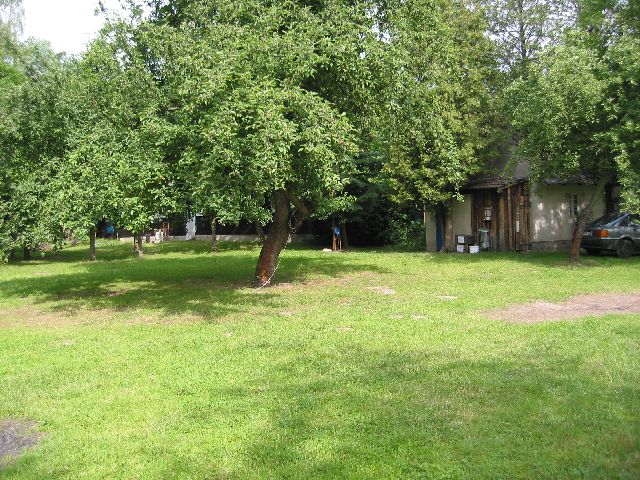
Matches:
[506,42,611,181]
[603,35,640,213]
[478,0,576,74]
[59,25,175,237]
[0,40,67,257]
[0,0,23,35]
[382,0,500,209]
[386,210,426,250]
[133,0,364,226]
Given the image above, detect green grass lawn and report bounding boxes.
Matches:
[1,241,639,479]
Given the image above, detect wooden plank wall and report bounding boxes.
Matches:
[471,184,531,252]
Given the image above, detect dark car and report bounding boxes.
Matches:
[581,212,640,258]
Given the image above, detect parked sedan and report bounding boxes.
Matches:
[581,212,640,258]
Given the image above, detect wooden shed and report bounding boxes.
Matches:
[462,178,532,252]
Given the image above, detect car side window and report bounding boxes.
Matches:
[618,216,629,227]
[630,214,640,227]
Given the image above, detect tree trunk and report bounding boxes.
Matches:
[570,175,609,262]
[517,0,528,65]
[440,211,453,253]
[255,220,266,243]
[255,190,290,286]
[9,249,16,261]
[340,221,349,250]
[134,234,144,258]
[211,218,218,252]
[89,226,97,261]
[424,207,428,252]
[23,246,31,261]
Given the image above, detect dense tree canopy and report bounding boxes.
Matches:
[382,0,500,211]
[1,0,638,267]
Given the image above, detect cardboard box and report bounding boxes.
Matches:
[456,244,468,253]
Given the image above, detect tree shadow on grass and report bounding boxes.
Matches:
[0,243,386,322]
[227,347,640,479]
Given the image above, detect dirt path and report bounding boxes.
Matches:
[488,292,640,324]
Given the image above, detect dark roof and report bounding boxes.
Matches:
[461,176,526,191]
[542,175,600,185]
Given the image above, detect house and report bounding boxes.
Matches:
[424,163,621,252]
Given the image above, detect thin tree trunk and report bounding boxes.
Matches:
[424,207,428,252]
[211,218,218,252]
[517,0,528,65]
[440,211,453,253]
[89,226,97,261]
[255,190,290,286]
[331,217,337,251]
[571,175,609,262]
[9,249,15,261]
[23,246,31,261]
[134,234,144,258]
[340,221,349,250]
[255,220,266,243]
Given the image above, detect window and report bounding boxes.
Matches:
[565,194,579,217]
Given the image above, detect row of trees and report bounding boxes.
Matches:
[1,0,638,279]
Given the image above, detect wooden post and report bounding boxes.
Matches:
[490,194,498,251]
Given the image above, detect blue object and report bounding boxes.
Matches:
[333,226,341,237]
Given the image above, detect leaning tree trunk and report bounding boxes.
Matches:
[255,190,290,286]
[23,246,31,261]
[571,175,609,262]
[134,234,144,258]
[89,226,97,261]
[211,218,218,252]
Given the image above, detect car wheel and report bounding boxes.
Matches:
[584,248,601,256]
[616,239,633,258]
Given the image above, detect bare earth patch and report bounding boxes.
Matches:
[269,271,384,291]
[488,292,640,323]
[368,286,396,295]
[437,295,458,301]
[0,305,202,328]
[0,419,43,468]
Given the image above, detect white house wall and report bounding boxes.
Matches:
[424,211,438,252]
[450,195,473,248]
[530,184,605,249]
[424,196,472,252]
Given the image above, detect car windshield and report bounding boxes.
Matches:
[589,213,628,227]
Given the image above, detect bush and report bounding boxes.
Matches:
[387,211,426,250]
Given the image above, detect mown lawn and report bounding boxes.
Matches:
[0,241,639,479]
